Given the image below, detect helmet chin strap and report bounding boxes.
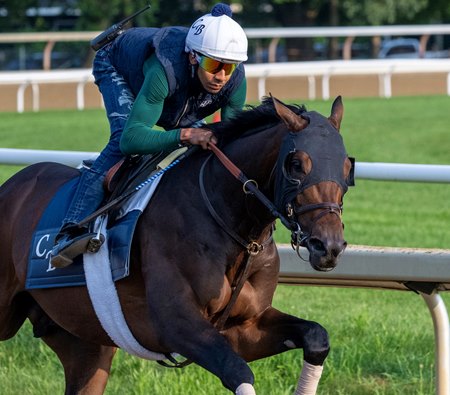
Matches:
[188,52,198,79]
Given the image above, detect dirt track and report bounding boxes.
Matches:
[0,72,448,112]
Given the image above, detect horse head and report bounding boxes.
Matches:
[272,96,354,271]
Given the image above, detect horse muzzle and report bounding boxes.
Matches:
[304,236,347,272]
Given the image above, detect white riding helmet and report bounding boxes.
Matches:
[185,4,248,63]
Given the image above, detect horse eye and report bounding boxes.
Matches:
[290,160,303,173]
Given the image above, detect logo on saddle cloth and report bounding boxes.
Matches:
[26,177,142,290]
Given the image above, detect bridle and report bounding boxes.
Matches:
[202,142,346,256]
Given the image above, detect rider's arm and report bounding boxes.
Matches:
[220,77,246,121]
[120,55,182,155]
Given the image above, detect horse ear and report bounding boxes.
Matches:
[271,94,308,132]
[328,95,344,131]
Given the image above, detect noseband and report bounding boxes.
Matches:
[287,201,343,259]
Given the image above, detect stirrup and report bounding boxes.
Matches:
[87,234,105,253]
[51,232,104,268]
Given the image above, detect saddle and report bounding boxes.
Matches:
[81,151,167,225]
[26,149,179,289]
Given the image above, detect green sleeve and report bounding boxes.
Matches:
[221,78,247,121]
[120,55,182,155]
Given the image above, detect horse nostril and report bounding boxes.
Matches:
[331,247,340,258]
[307,237,347,258]
[306,237,327,256]
[331,241,347,258]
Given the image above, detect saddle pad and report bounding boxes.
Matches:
[26,176,143,289]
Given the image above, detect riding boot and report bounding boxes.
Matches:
[50,168,106,268]
[50,223,105,268]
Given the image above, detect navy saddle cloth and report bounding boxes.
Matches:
[26,176,141,289]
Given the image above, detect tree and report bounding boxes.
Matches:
[0,0,65,31]
[340,0,428,25]
[238,0,450,60]
[76,0,158,30]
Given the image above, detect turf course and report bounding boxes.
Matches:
[0,95,449,394]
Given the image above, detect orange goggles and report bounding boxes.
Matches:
[196,54,238,76]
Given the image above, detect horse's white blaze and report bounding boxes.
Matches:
[294,361,324,395]
[236,383,256,395]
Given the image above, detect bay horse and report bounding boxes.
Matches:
[0,96,353,394]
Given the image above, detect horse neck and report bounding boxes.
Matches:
[227,123,286,190]
[210,123,286,234]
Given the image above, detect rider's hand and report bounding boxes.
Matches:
[180,128,217,150]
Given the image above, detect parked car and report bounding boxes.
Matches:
[378,38,449,59]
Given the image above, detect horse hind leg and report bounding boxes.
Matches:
[0,292,32,340]
[28,304,117,395]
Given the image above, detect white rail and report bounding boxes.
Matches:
[2,58,450,112]
[1,149,450,183]
[0,148,98,167]
[0,69,95,112]
[245,59,450,100]
[1,24,450,64]
[2,25,450,43]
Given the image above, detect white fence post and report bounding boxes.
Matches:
[422,292,450,395]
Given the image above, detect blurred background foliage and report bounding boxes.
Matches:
[2,0,450,33]
[1,0,450,68]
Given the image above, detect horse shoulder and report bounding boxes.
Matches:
[229,242,280,322]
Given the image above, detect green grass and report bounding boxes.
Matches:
[0,95,449,394]
[1,288,448,394]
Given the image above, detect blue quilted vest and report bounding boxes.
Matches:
[109,27,245,129]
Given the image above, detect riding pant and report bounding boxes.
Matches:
[61,44,133,228]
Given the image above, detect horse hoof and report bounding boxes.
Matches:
[235,383,256,395]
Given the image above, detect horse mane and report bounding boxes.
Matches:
[209,96,307,146]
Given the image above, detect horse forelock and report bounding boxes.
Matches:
[209,97,307,146]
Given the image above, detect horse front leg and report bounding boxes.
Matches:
[143,282,255,394]
[153,309,256,394]
[223,306,330,395]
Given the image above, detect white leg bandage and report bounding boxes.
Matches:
[294,361,324,395]
[236,383,256,395]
